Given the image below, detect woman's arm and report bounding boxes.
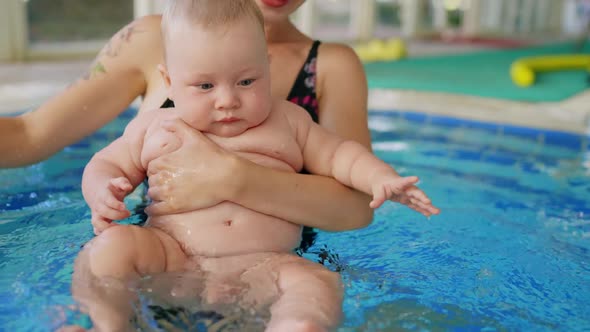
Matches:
[0,15,164,168]
[232,161,374,231]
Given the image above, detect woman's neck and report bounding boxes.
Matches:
[264,19,308,44]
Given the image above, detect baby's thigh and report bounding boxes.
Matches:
[243,255,343,327]
[276,258,343,316]
[87,225,187,278]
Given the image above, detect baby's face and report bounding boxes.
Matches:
[164,18,272,137]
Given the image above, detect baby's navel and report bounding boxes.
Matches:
[223,220,233,226]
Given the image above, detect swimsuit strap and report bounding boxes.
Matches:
[286,40,321,123]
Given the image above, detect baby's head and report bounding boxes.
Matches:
[160,0,272,137]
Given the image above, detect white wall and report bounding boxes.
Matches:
[0,0,27,62]
[563,0,590,35]
[134,0,166,17]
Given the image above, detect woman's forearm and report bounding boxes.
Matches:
[0,116,34,168]
[231,159,374,231]
[0,75,139,169]
[0,105,100,168]
[0,16,161,169]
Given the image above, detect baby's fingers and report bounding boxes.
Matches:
[94,203,130,222]
[103,194,127,212]
[370,186,387,209]
[91,215,115,235]
[392,176,420,193]
[405,202,432,217]
[406,188,440,215]
[405,187,431,204]
[109,177,133,193]
[408,196,440,216]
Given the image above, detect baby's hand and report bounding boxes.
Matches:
[90,177,133,235]
[370,175,440,217]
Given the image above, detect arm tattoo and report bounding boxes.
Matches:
[80,62,106,81]
[75,22,145,84]
[100,22,145,58]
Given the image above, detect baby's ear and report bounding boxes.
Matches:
[157,63,173,97]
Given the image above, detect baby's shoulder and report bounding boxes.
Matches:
[125,108,175,135]
[132,107,164,124]
[272,99,310,116]
[268,100,313,143]
[271,99,312,124]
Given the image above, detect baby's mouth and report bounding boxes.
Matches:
[218,117,240,123]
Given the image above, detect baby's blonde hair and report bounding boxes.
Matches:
[161,0,264,44]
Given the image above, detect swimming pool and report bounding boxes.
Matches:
[0,108,588,331]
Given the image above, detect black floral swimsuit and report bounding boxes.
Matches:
[286,40,321,123]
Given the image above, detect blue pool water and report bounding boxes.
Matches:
[0,109,589,331]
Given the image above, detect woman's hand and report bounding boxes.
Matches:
[145,118,242,216]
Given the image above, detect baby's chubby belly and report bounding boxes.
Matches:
[147,201,302,257]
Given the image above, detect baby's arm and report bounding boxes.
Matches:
[287,104,439,216]
[82,113,152,234]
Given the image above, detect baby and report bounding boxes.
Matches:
[77,0,439,331]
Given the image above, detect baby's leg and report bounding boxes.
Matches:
[69,225,187,331]
[265,259,344,332]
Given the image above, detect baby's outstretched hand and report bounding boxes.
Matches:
[370,175,440,217]
[91,177,133,235]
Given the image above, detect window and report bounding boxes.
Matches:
[1,0,142,61]
[27,0,134,43]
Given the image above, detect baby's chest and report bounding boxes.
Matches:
[213,123,303,172]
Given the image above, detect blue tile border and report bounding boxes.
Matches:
[369,109,589,151]
[5,107,587,150]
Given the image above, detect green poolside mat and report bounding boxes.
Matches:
[364,42,590,102]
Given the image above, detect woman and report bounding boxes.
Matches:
[0,0,373,231]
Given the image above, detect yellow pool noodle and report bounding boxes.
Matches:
[355,38,406,62]
[510,54,590,87]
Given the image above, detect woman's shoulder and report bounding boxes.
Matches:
[317,42,363,68]
[95,15,164,65]
[136,14,163,24]
[315,41,366,95]
[98,15,165,80]
[128,14,163,31]
[118,15,164,51]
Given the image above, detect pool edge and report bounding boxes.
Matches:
[368,89,590,136]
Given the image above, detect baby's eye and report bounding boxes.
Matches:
[197,83,214,90]
[238,79,255,86]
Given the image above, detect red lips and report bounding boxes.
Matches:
[261,0,289,8]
